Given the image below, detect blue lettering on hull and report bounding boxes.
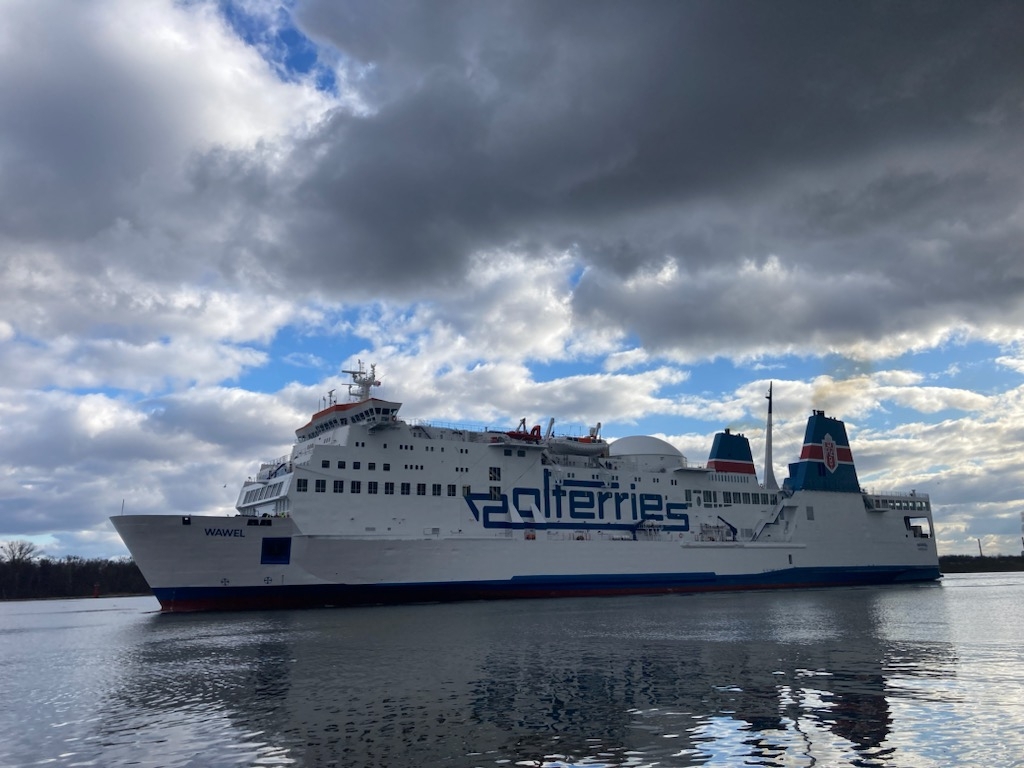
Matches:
[464,474,690,532]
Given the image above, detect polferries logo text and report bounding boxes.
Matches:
[464,481,690,532]
[204,528,245,537]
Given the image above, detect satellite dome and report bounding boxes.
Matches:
[609,435,682,457]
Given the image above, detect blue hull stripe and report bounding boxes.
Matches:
[151,565,942,612]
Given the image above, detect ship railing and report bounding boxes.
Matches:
[256,455,292,480]
[863,488,929,499]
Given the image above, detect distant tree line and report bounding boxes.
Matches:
[0,540,149,600]
[939,554,1024,573]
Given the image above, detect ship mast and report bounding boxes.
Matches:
[763,382,779,491]
[342,360,380,402]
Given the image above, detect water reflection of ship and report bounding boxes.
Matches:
[100,587,955,766]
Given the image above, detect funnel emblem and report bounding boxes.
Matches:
[822,434,838,473]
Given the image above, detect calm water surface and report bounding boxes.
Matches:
[2,573,1023,767]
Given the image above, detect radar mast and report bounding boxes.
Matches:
[342,360,380,402]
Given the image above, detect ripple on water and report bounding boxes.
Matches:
[2,582,1024,767]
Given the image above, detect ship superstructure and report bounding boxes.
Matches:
[112,365,941,611]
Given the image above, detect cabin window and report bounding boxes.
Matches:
[383,464,390,471]
[368,463,376,471]
[447,484,456,496]
[432,484,442,496]
[417,483,426,496]
[296,479,308,492]
[350,481,361,493]
[333,480,344,493]
[723,492,732,504]
[367,482,378,494]
[806,506,815,520]
[517,450,525,457]
[504,449,512,456]
[321,460,329,468]
[703,490,713,504]
[742,492,751,504]
[685,490,692,502]
[489,467,501,481]
[401,482,411,495]
[385,482,394,495]
[353,461,361,470]
[337,461,345,469]
[315,479,326,493]
[489,486,501,500]
[462,485,472,497]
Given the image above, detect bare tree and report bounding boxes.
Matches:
[0,540,39,564]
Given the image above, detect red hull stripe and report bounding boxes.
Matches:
[799,444,854,462]
[707,460,757,474]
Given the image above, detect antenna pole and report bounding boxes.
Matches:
[763,382,779,491]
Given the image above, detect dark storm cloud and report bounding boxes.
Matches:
[3,0,1022,351]
[0,2,184,242]
[246,0,1024,348]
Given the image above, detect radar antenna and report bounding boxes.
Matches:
[342,360,380,402]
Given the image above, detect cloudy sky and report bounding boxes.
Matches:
[2,0,1023,559]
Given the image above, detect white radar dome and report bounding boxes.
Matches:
[609,435,682,457]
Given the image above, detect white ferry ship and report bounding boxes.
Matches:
[112,364,941,612]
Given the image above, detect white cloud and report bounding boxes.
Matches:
[2,1,1024,561]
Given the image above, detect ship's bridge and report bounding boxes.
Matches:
[296,398,402,440]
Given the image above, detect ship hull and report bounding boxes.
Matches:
[112,512,941,613]
[151,566,941,613]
